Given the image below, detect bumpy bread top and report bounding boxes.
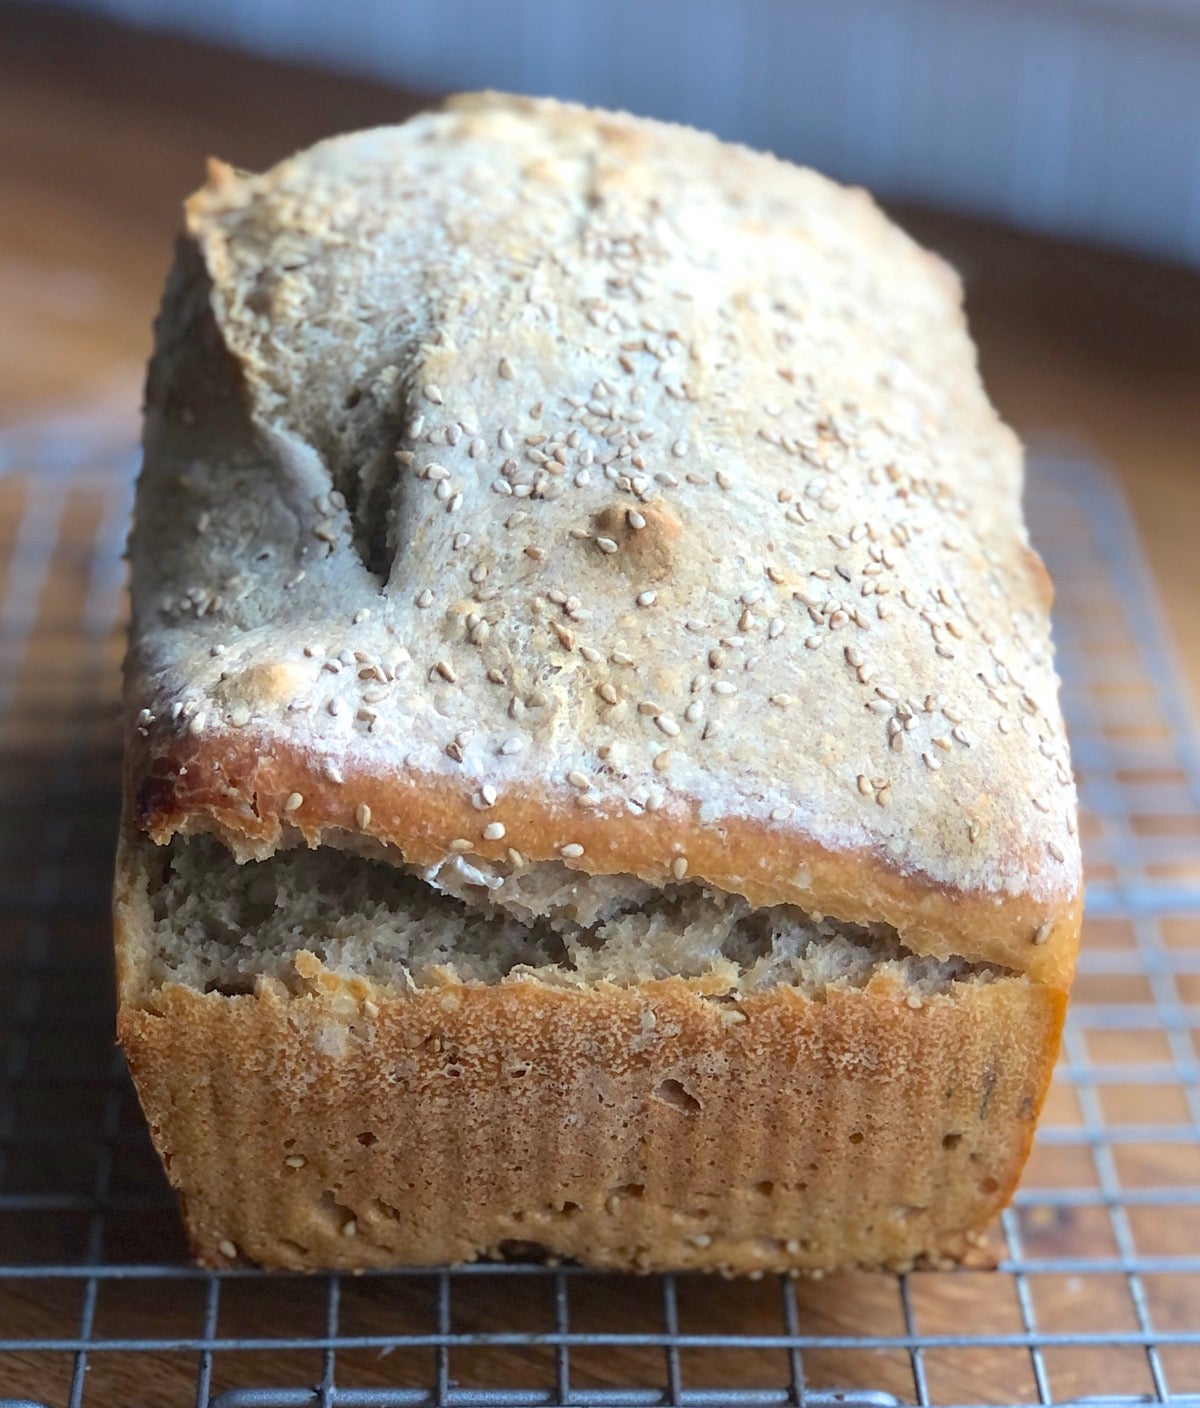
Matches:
[126,93,1081,986]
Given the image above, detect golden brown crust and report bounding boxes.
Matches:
[115,836,1064,1275]
[129,720,1079,988]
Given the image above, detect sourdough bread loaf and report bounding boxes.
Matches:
[115,92,1080,1274]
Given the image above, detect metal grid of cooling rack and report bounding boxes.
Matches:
[0,431,1197,1408]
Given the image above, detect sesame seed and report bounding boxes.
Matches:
[713,681,737,696]
[596,537,619,554]
[627,509,646,530]
[229,703,251,728]
[507,847,525,868]
[560,843,585,859]
[636,590,657,607]
[1047,840,1066,862]
[567,770,591,790]
[597,683,619,705]
[342,1219,358,1238]
[656,716,681,737]
[284,1154,307,1168]
[500,737,525,756]
[653,750,673,771]
[218,1240,238,1260]
[921,752,941,771]
[672,856,689,880]
[482,822,506,842]
[671,438,688,457]
[498,357,515,379]
[416,589,434,609]
[424,384,444,404]
[356,803,372,829]
[284,792,304,812]
[450,838,473,853]
[1032,921,1053,946]
[434,660,457,683]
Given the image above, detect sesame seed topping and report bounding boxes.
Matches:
[355,803,372,829]
[560,843,585,859]
[449,838,473,853]
[1032,921,1053,945]
[284,792,304,812]
[653,750,673,772]
[482,822,506,841]
[672,856,689,880]
[218,1240,237,1260]
[596,537,619,554]
[416,589,434,609]
[1047,840,1066,862]
[921,752,941,771]
[499,736,525,756]
[656,715,681,737]
[498,357,515,380]
[424,384,444,404]
[636,590,657,607]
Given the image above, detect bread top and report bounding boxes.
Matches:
[126,92,1081,988]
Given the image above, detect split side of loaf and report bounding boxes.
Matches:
[116,92,1080,1275]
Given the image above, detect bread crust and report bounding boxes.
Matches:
[129,723,1080,988]
[115,830,1065,1274]
[117,93,1081,1273]
[125,93,1082,986]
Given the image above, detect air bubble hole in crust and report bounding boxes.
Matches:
[654,1078,702,1114]
[609,1183,645,1201]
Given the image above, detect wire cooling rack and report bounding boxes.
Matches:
[0,430,1197,1408]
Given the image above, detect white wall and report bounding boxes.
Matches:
[48,0,1200,265]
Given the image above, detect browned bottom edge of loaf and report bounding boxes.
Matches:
[116,923,1064,1276]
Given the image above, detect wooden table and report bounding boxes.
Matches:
[1,6,1198,1406]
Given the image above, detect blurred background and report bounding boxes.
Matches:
[3,0,1198,698]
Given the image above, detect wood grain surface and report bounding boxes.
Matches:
[0,5,1197,1406]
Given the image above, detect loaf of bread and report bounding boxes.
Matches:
[115,93,1081,1275]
